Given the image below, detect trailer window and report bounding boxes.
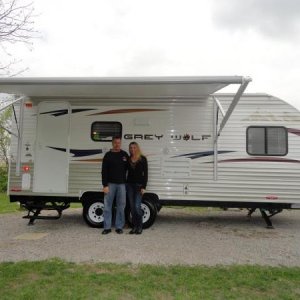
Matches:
[91,122,122,142]
[247,126,288,156]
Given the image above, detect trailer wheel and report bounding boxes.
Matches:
[126,197,157,229]
[83,199,104,228]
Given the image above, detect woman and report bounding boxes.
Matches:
[126,142,148,234]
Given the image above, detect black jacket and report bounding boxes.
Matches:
[101,150,129,187]
[127,155,148,189]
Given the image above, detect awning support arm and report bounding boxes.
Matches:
[12,105,20,136]
[217,77,252,136]
[212,96,225,117]
[213,101,219,181]
[0,96,26,113]
[16,97,26,176]
[0,96,25,139]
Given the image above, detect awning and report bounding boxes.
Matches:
[0,75,251,179]
[0,76,250,99]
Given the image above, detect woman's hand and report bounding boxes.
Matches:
[103,186,109,194]
[141,188,146,195]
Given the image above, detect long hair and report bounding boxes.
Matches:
[129,142,143,160]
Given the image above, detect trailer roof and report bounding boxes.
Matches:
[0,76,249,99]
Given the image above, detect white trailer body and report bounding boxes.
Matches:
[1,76,299,228]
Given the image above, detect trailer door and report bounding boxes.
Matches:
[33,102,70,193]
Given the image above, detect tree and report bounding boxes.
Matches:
[0,106,12,170]
[0,0,35,76]
[0,0,35,191]
[0,105,11,191]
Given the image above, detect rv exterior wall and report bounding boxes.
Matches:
[8,94,300,205]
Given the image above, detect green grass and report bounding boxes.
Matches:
[0,193,22,214]
[70,203,82,208]
[0,259,299,299]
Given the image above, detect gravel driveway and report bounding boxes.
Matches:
[0,207,300,266]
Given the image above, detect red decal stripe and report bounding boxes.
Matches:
[266,195,278,200]
[219,157,300,163]
[288,128,300,136]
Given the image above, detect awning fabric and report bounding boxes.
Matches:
[0,76,248,99]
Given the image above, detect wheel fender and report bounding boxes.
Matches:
[143,193,161,211]
[81,191,104,207]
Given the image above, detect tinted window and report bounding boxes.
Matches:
[91,122,122,142]
[247,126,287,156]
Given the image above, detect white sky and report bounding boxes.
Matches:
[4,0,300,110]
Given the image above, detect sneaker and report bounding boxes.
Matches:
[102,229,111,235]
[115,229,123,234]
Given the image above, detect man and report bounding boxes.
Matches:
[101,136,128,234]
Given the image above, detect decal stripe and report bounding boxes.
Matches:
[40,109,68,116]
[48,146,66,152]
[47,147,102,157]
[40,108,95,117]
[219,157,300,163]
[72,159,103,162]
[173,150,234,159]
[88,109,166,116]
[288,128,300,136]
[72,109,96,114]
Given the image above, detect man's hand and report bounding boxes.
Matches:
[103,186,109,194]
[141,188,146,195]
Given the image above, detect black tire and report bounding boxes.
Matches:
[126,197,157,229]
[83,198,104,228]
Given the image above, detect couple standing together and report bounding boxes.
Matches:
[101,136,148,235]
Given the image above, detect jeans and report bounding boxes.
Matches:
[103,183,126,230]
[126,183,143,230]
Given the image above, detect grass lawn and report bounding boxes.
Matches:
[1,195,299,299]
[0,259,299,299]
[0,193,22,214]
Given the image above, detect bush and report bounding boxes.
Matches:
[0,166,8,192]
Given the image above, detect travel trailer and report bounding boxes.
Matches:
[0,76,299,228]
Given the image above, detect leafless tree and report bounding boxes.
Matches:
[0,0,36,76]
[0,0,35,180]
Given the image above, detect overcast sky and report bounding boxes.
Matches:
[4,0,300,109]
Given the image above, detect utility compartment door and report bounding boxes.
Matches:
[33,102,70,193]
